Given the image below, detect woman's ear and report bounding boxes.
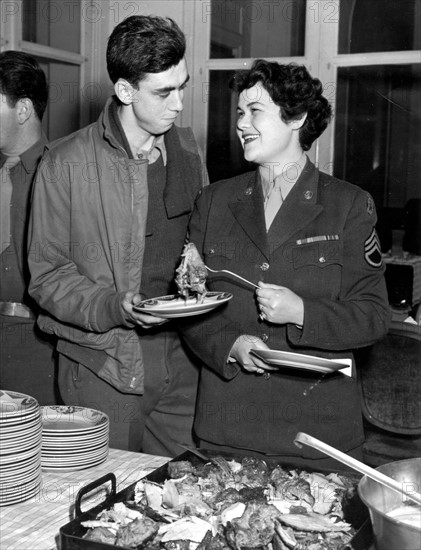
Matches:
[291,112,308,130]
[114,79,137,105]
[16,98,33,124]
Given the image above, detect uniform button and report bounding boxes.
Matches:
[319,256,326,263]
[208,248,215,254]
[304,190,313,200]
[263,373,271,380]
[4,266,10,271]
[245,187,253,195]
[260,262,269,271]
[261,333,269,343]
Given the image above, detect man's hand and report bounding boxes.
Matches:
[256,282,304,326]
[121,291,168,328]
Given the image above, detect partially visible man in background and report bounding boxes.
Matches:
[0,51,57,403]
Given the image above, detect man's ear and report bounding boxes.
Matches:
[114,79,137,105]
[290,112,307,130]
[17,98,33,124]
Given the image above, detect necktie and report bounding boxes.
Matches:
[0,156,20,254]
[264,177,283,230]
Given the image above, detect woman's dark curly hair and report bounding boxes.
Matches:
[230,60,332,151]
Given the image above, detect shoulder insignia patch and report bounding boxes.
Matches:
[367,196,374,215]
[364,227,382,267]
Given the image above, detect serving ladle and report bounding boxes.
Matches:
[294,432,421,506]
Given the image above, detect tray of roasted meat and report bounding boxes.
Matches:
[59,450,374,550]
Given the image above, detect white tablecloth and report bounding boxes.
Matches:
[0,448,169,550]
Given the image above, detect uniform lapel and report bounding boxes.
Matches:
[228,171,271,260]
[267,160,323,249]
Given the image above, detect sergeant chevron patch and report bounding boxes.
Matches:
[364,228,382,267]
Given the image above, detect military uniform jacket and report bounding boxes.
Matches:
[182,159,390,459]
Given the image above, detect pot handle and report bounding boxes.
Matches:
[74,472,116,518]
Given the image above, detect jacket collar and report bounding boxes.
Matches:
[229,159,323,260]
[267,158,323,246]
[105,96,167,164]
[100,96,194,219]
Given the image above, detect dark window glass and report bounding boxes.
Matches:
[339,0,420,53]
[209,0,306,58]
[334,64,421,252]
[206,71,254,183]
[23,0,81,53]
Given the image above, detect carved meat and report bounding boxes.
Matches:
[83,456,357,550]
[175,243,207,301]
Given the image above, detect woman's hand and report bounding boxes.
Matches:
[121,291,168,328]
[256,282,304,326]
[229,334,277,374]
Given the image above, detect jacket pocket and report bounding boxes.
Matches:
[292,240,343,269]
[291,240,343,298]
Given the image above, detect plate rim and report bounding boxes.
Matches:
[249,349,348,373]
[133,291,233,317]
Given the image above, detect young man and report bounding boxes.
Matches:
[28,16,207,455]
[0,51,57,404]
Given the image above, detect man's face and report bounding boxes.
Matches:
[0,93,19,154]
[125,58,189,139]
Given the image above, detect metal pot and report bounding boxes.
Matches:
[358,458,421,550]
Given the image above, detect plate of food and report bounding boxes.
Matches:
[249,349,350,374]
[134,243,233,318]
[133,292,232,318]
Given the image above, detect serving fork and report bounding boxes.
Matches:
[205,265,258,289]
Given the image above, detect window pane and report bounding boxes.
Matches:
[23,0,81,53]
[334,65,421,251]
[209,0,306,58]
[38,60,81,141]
[339,0,420,53]
[207,71,253,182]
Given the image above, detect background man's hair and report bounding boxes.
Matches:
[0,51,48,121]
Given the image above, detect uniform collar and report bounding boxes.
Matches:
[0,133,47,173]
[259,152,307,200]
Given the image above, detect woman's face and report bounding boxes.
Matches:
[236,82,302,166]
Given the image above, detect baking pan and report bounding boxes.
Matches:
[59,450,374,550]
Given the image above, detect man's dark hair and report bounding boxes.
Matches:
[230,60,332,151]
[0,51,48,121]
[106,15,186,86]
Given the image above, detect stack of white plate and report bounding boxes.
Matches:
[41,405,109,471]
[0,390,42,506]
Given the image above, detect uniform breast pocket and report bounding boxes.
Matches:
[203,237,240,265]
[292,240,343,298]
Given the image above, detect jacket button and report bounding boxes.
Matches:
[261,333,269,343]
[260,262,269,271]
[304,190,313,200]
[263,373,271,380]
[319,256,326,263]
[245,187,253,195]
[208,248,215,255]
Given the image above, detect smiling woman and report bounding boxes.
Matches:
[179,59,391,467]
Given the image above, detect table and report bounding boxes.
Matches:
[0,448,169,550]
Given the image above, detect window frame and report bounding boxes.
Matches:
[191,0,421,174]
[0,0,110,130]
